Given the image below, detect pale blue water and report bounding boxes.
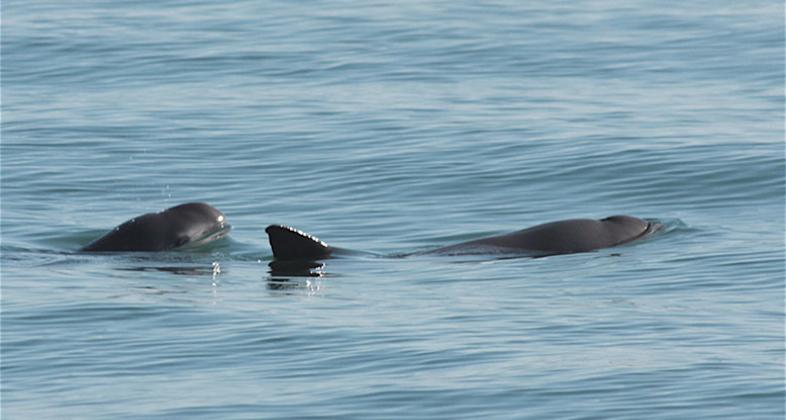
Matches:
[2,1,784,418]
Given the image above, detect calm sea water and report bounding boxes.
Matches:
[2,1,784,419]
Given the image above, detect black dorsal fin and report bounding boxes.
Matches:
[265,225,332,261]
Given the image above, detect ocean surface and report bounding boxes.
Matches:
[2,1,784,418]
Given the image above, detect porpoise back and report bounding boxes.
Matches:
[265,215,657,261]
[431,215,653,256]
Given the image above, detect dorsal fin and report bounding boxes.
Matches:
[265,225,332,261]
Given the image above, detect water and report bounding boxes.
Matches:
[2,1,783,418]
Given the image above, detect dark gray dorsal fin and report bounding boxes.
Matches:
[265,225,332,261]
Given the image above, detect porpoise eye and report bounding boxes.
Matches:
[175,236,190,247]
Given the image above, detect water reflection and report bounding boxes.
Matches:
[266,260,326,292]
[268,260,324,277]
[118,264,219,276]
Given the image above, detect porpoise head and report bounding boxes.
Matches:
[161,202,231,248]
[81,202,230,252]
[599,215,656,245]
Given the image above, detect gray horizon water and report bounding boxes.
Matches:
[2,1,784,419]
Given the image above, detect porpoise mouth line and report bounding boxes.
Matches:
[611,221,661,248]
[182,224,232,249]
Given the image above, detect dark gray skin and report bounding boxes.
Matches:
[265,225,334,260]
[265,215,659,261]
[430,215,656,256]
[81,202,230,252]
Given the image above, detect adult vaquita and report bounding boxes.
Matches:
[265,216,661,261]
[81,202,230,252]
